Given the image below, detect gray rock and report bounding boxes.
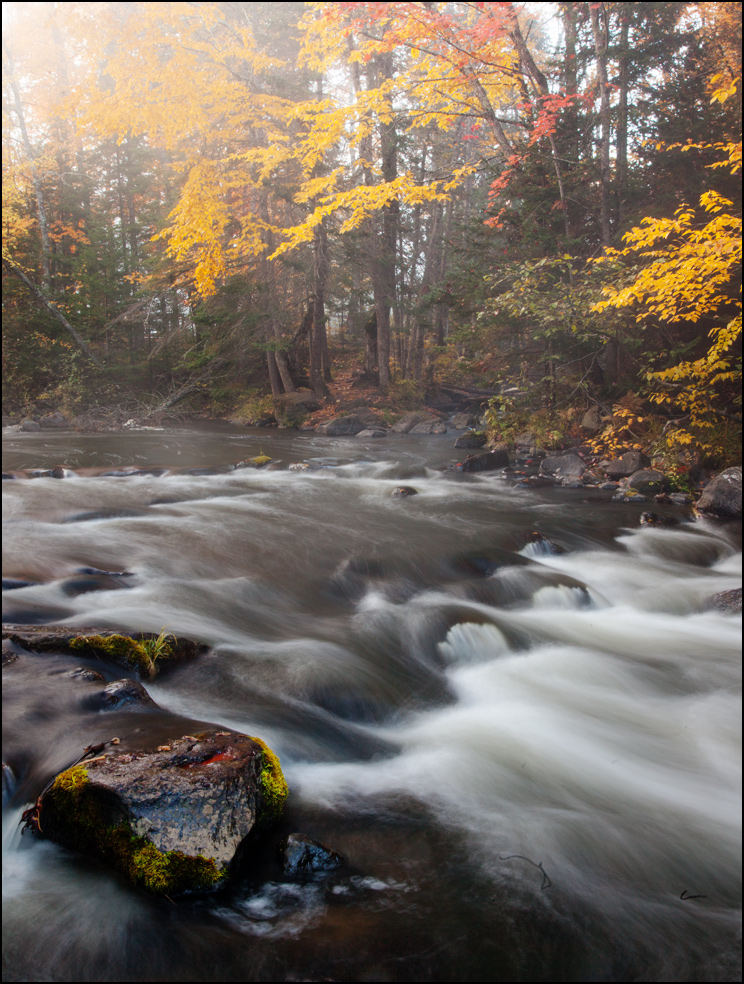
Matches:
[580,406,604,435]
[316,415,368,436]
[92,678,158,710]
[601,451,650,478]
[410,419,446,435]
[38,730,288,894]
[356,428,388,438]
[627,469,671,496]
[455,449,509,473]
[513,431,538,451]
[696,466,742,519]
[450,412,476,430]
[454,431,487,450]
[391,486,419,497]
[68,667,105,682]
[39,410,69,430]
[391,412,427,434]
[272,389,321,426]
[20,418,41,432]
[540,454,586,479]
[281,833,344,877]
[707,587,742,614]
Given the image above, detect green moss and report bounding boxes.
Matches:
[45,764,224,894]
[249,737,288,819]
[69,633,163,677]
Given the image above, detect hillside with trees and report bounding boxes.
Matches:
[2,1,741,463]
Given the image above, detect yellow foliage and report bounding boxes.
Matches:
[592,128,741,452]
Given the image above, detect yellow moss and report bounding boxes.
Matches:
[249,736,288,819]
[69,633,161,677]
[45,766,224,894]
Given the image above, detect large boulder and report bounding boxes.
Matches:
[601,450,649,478]
[540,454,586,480]
[580,406,604,435]
[454,431,487,450]
[273,389,320,426]
[410,419,447,435]
[39,410,70,430]
[391,412,427,434]
[697,466,742,519]
[455,449,509,473]
[627,469,671,496]
[37,730,288,895]
[316,414,369,436]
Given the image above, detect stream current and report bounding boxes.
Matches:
[2,424,741,982]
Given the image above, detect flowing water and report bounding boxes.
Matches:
[2,425,741,982]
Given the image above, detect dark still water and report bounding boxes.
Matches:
[2,426,741,982]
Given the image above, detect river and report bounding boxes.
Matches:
[2,424,741,982]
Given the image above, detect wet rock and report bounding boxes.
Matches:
[521,531,566,555]
[59,573,133,597]
[696,466,742,519]
[600,451,649,479]
[540,454,585,479]
[454,449,509,473]
[2,603,73,625]
[68,667,105,682]
[356,429,388,438]
[391,412,427,434]
[706,587,742,614]
[289,462,310,471]
[88,678,158,710]
[454,431,487,450]
[37,730,288,895]
[316,415,368,437]
[669,492,694,505]
[235,454,272,469]
[2,578,39,591]
[580,406,604,435]
[639,511,680,527]
[391,486,419,497]
[1,627,207,676]
[627,469,671,496]
[39,410,69,430]
[410,419,447,435]
[20,418,41,432]
[280,833,345,878]
[612,489,648,502]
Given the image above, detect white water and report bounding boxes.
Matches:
[2,428,741,982]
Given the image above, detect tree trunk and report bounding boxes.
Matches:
[589,2,613,247]
[310,221,331,399]
[3,258,100,365]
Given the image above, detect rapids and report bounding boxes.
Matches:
[2,425,741,982]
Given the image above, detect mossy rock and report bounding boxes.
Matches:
[2,627,207,677]
[39,731,288,895]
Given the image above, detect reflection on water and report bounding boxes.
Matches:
[2,426,741,982]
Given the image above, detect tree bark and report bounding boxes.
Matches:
[589,2,613,247]
[310,221,331,399]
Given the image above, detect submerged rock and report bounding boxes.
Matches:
[37,730,288,895]
[707,587,742,614]
[280,833,345,878]
[391,486,419,497]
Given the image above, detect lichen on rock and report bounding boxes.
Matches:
[38,730,288,895]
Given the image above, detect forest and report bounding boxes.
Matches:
[2,1,741,464]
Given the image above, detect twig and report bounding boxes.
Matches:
[499,854,552,889]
